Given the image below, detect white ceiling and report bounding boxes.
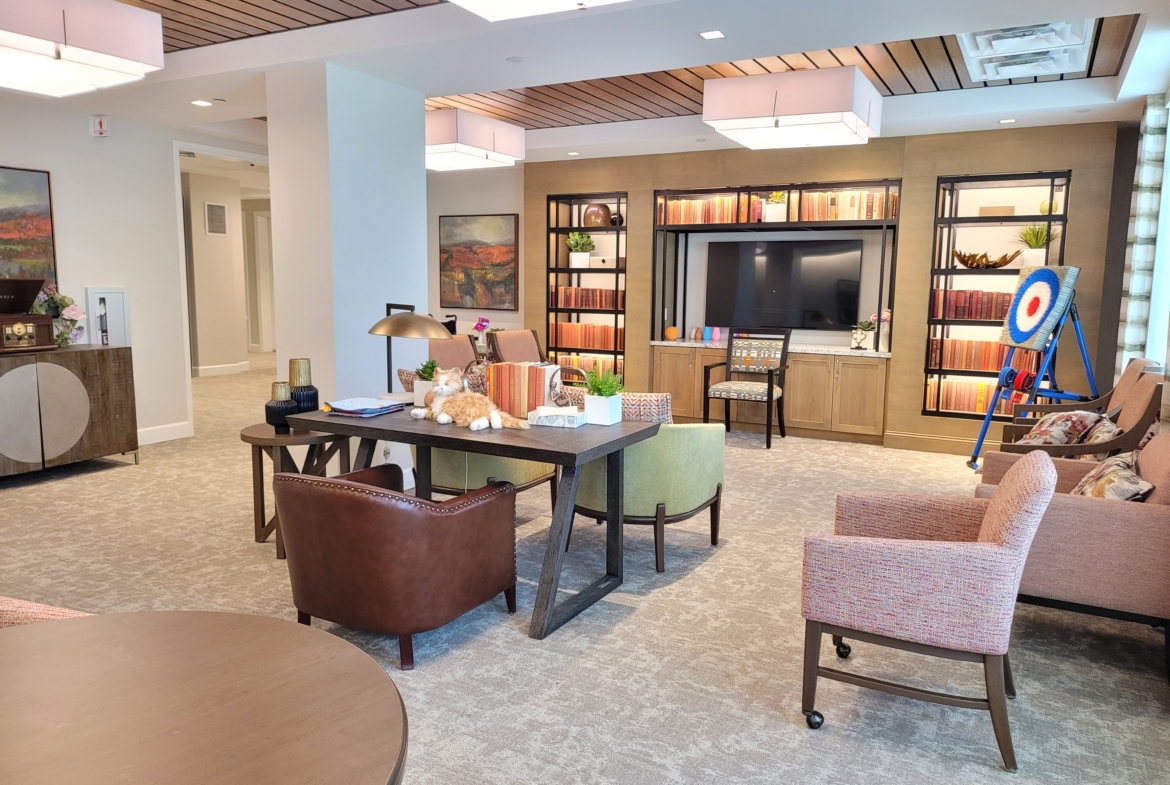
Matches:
[7,0,1169,158]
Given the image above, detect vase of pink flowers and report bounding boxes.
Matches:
[31,283,86,347]
[870,309,892,353]
[472,316,490,352]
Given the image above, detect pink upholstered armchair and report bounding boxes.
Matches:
[800,450,1057,771]
[0,597,89,628]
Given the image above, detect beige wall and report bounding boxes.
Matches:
[525,123,1118,454]
[186,173,249,376]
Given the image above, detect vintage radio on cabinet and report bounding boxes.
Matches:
[0,278,54,353]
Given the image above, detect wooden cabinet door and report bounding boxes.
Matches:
[831,356,887,435]
[784,353,834,431]
[38,347,138,467]
[652,347,696,419]
[0,354,44,476]
[695,349,729,421]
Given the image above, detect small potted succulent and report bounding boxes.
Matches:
[583,369,623,426]
[851,319,875,351]
[763,191,788,223]
[413,359,437,407]
[566,231,594,268]
[1015,224,1060,266]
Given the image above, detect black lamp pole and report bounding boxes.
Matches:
[384,302,415,393]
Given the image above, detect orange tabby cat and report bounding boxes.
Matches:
[411,367,529,430]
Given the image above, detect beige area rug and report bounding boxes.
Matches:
[1,361,1167,783]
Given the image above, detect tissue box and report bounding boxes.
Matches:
[528,408,586,428]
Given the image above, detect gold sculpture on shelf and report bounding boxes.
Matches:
[952,249,1022,269]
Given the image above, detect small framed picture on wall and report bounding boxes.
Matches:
[438,213,518,311]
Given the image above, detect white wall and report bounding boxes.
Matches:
[427,165,524,334]
[0,93,264,444]
[186,173,249,376]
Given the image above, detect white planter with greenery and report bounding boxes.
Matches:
[763,192,788,223]
[583,369,624,426]
[566,231,594,269]
[413,360,436,407]
[1016,225,1058,268]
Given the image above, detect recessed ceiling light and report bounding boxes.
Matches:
[700,30,725,40]
[999,118,1016,124]
[567,151,580,156]
[191,100,212,107]
[1076,108,1091,113]
[506,56,523,63]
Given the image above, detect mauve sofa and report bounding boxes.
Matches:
[976,437,1170,673]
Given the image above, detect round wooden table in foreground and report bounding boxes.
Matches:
[0,612,407,785]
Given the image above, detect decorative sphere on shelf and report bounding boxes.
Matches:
[664,325,679,341]
[581,204,612,227]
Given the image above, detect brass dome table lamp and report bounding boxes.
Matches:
[368,305,453,393]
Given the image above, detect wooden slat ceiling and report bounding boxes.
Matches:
[427,14,1140,130]
[117,0,442,52]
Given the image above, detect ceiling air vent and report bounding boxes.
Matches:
[957,20,1092,81]
[205,203,228,236]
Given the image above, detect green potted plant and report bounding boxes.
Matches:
[763,191,788,223]
[1015,224,1060,265]
[413,359,437,407]
[567,231,595,268]
[851,320,875,351]
[583,369,624,425]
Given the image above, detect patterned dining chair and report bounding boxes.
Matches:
[703,327,791,448]
[800,449,1057,771]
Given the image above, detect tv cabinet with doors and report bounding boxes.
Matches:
[652,343,888,440]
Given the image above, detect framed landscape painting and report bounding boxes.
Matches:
[439,214,518,311]
[0,166,56,282]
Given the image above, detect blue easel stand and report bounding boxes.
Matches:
[967,302,1098,470]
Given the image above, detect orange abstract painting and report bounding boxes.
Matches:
[439,214,517,311]
[0,167,56,282]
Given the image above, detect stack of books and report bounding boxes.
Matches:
[930,289,1014,321]
[928,339,1039,373]
[662,194,740,225]
[554,323,624,351]
[484,362,561,419]
[925,379,1019,416]
[799,190,897,221]
[556,355,624,378]
[551,286,625,310]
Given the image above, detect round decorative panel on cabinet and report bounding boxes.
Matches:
[0,364,44,465]
[36,361,91,460]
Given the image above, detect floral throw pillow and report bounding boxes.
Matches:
[1017,410,1100,446]
[1070,452,1154,501]
[1076,418,1122,461]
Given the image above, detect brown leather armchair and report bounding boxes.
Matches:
[273,464,517,670]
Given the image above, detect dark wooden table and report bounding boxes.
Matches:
[0,611,407,785]
[240,423,350,558]
[287,409,660,639]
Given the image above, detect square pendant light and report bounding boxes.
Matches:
[425,108,525,171]
[957,21,1092,81]
[703,67,882,150]
[447,0,633,22]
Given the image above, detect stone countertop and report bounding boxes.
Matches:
[650,340,891,359]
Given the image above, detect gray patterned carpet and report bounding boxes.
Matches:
[2,355,1167,783]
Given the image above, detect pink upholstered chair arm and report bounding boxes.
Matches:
[974,485,1170,619]
[834,492,989,542]
[981,451,1093,494]
[802,535,1021,655]
[0,596,90,628]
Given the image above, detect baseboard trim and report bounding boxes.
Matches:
[193,361,251,377]
[884,430,986,456]
[138,421,194,445]
[672,417,883,445]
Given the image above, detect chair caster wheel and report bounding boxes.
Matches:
[804,711,824,729]
[835,642,851,659]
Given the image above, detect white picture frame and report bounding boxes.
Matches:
[86,287,131,347]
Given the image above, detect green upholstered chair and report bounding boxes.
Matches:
[566,392,725,572]
[413,445,558,505]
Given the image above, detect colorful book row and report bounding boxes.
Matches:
[556,354,624,378]
[930,289,1014,322]
[925,378,1021,416]
[660,194,742,225]
[928,339,1039,373]
[798,190,897,222]
[483,362,561,419]
[550,286,625,310]
[553,323,625,351]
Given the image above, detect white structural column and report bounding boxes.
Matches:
[266,63,428,401]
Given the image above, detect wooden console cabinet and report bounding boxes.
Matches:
[0,345,137,477]
[651,345,887,438]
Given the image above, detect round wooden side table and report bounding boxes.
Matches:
[240,423,350,558]
[0,612,407,785]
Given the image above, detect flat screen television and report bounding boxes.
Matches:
[704,240,862,331]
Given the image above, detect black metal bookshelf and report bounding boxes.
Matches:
[546,192,627,380]
[923,171,1071,421]
[651,178,901,348]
